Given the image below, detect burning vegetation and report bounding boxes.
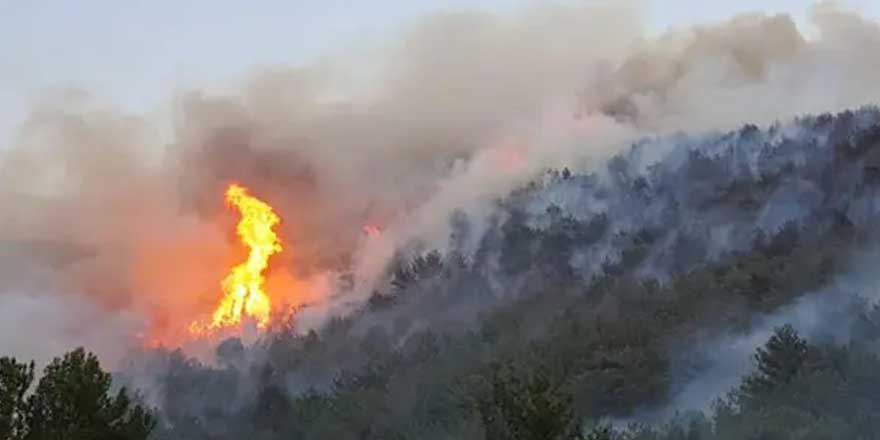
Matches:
[4,2,880,439]
[190,184,284,336]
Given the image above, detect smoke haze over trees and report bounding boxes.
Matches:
[114,106,880,439]
[4,1,880,439]
[3,2,880,354]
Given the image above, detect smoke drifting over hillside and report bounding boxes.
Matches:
[1,2,880,364]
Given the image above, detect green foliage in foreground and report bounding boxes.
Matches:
[0,348,155,440]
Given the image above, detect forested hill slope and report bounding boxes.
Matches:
[135,107,880,439]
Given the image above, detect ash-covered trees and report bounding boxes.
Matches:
[0,348,154,440]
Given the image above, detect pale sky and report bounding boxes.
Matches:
[1,0,878,145]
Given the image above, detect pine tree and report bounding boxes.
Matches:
[478,361,575,440]
[736,325,808,406]
[0,357,34,440]
[25,348,155,440]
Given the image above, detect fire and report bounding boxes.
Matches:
[190,184,282,335]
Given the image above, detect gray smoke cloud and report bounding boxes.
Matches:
[1,1,879,365]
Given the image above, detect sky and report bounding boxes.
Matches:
[1,0,878,146]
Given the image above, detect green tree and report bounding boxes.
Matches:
[477,361,575,440]
[736,324,808,407]
[25,348,155,440]
[0,357,34,440]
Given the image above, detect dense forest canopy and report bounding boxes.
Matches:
[7,107,880,439]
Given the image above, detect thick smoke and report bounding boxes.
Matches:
[1,2,879,364]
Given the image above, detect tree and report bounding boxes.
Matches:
[25,348,155,440]
[477,361,576,440]
[0,357,34,440]
[736,325,808,406]
[390,250,444,291]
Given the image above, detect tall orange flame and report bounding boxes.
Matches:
[190,184,282,335]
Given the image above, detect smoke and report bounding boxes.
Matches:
[630,289,858,424]
[1,2,880,364]
[624,247,880,424]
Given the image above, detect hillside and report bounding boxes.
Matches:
[121,107,880,439]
